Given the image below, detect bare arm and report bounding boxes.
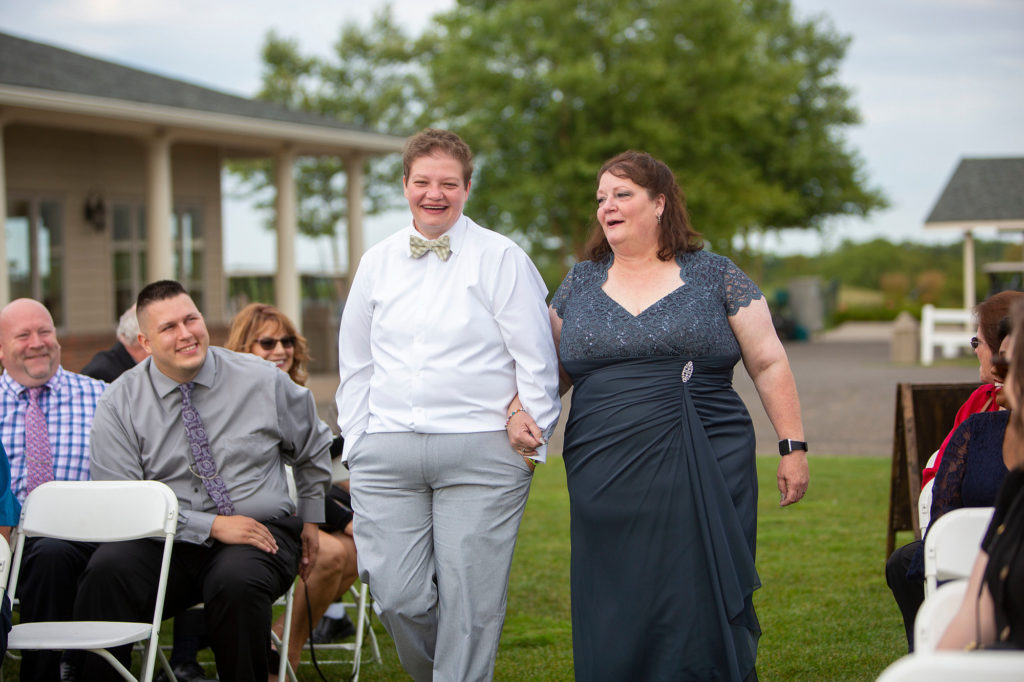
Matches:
[938,550,997,649]
[549,305,573,395]
[729,297,809,506]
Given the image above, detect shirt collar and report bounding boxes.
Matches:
[406,214,467,257]
[148,347,217,398]
[1,366,66,399]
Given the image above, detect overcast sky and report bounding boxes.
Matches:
[1,0,1022,271]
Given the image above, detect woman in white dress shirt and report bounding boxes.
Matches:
[336,128,560,682]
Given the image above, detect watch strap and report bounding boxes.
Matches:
[778,439,808,456]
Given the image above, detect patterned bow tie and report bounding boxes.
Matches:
[410,234,452,262]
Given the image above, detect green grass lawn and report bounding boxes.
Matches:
[306,455,909,681]
[2,456,910,681]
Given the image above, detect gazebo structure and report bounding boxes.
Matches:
[923,157,1024,310]
[0,31,404,367]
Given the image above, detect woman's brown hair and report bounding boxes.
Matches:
[975,291,1024,354]
[585,150,703,262]
[225,303,310,386]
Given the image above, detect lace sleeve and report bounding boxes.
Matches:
[723,259,764,316]
[929,420,971,526]
[908,422,973,580]
[550,264,576,319]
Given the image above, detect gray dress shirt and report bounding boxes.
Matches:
[90,346,332,544]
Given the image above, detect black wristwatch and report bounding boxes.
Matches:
[778,439,808,456]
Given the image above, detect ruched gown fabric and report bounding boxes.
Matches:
[552,251,763,682]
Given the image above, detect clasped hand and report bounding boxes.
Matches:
[507,410,544,470]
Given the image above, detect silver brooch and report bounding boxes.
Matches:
[681,361,693,383]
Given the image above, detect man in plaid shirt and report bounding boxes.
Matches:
[0,298,106,682]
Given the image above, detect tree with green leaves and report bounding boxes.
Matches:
[229,7,429,272]
[238,0,885,288]
[422,0,885,278]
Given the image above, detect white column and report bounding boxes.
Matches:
[146,131,174,282]
[963,229,976,319]
[344,154,366,281]
[274,146,301,327]
[0,118,9,305]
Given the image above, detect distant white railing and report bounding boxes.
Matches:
[920,304,974,365]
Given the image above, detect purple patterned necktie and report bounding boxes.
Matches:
[179,382,236,515]
[25,386,54,494]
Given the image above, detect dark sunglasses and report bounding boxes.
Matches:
[255,336,296,351]
[970,336,980,350]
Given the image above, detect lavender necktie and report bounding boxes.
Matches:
[179,382,236,515]
[25,386,54,494]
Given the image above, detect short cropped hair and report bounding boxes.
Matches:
[585,150,703,262]
[136,280,188,317]
[402,128,473,186]
[225,303,310,386]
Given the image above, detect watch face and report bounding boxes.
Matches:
[779,440,807,455]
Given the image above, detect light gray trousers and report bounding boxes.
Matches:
[348,430,534,682]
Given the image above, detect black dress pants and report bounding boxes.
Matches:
[72,516,301,682]
[885,540,924,652]
[17,538,96,682]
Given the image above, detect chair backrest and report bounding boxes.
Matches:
[923,506,994,595]
[0,535,10,598]
[8,480,178,606]
[918,478,935,534]
[16,480,178,542]
[877,651,1024,681]
[913,578,967,653]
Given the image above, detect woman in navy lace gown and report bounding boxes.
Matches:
[549,151,809,681]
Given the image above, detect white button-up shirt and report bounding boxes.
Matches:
[337,214,561,460]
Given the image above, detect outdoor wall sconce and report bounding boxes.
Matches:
[84,191,107,231]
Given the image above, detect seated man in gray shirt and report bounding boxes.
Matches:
[73,280,332,682]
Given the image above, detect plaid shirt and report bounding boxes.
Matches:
[0,367,106,503]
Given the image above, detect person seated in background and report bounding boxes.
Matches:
[921,291,1024,488]
[80,304,150,383]
[224,302,359,675]
[939,299,1024,650]
[886,320,1015,651]
[76,281,332,681]
[0,298,107,681]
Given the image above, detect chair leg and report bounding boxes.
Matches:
[278,583,294,682]
[90,648,139,682]
[155,648,177,682]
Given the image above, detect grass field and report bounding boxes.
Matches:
[303,455,910,681]
[2,456,911,681]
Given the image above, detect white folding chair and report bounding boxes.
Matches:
[0,535,10,600]
[6,481,178,682]
[917,450,939,534]
[923,506,994,596]
[876,651,1024,681]
[913,578,967,653]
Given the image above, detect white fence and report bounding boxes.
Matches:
[920,304,974,365]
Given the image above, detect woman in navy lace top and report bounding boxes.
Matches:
[549,151,808,681]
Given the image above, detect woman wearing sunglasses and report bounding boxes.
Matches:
[226,303,358,676]
[225,303,307,386]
